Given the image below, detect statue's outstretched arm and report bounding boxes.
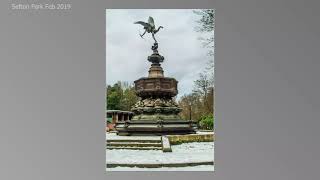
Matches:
[140,30,147,38]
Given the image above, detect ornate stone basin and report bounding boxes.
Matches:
[134,77,178,98]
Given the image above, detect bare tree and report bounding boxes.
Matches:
[194,9,215,56]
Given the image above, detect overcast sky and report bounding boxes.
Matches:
[106,9,214,99]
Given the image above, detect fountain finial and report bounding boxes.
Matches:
[134,16,164,64]
[134,16,163,45]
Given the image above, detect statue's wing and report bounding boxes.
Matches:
[134,21,150,28]
[148,17,155,28]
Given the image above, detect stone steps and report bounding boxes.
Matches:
[106,139,163,151]
[107,139,161,143]
[107,142,162,147]
[107,146,163,150]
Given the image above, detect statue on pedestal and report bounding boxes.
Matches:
[134,16,163,44]
[115,16,196,136]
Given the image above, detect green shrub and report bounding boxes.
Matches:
[199,114,214,130]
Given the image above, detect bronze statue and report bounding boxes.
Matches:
[134,16,163,43]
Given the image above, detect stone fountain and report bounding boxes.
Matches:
[115,17,196,135]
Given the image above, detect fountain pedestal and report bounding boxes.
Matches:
[115,45,196,136]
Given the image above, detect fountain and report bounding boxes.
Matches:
[115,17,196,135]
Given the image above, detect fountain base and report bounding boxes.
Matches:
[115,120,196,136]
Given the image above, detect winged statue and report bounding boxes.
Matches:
[134,16,163,43]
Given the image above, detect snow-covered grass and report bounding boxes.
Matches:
[106,142,214,171]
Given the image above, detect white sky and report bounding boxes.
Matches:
[106,9,214,99]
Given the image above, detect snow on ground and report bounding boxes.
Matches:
[106,132,214,171]
[106,142,214,164]
[106,142,214,171]
[106,165,214,171]
[196,131,214,135]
